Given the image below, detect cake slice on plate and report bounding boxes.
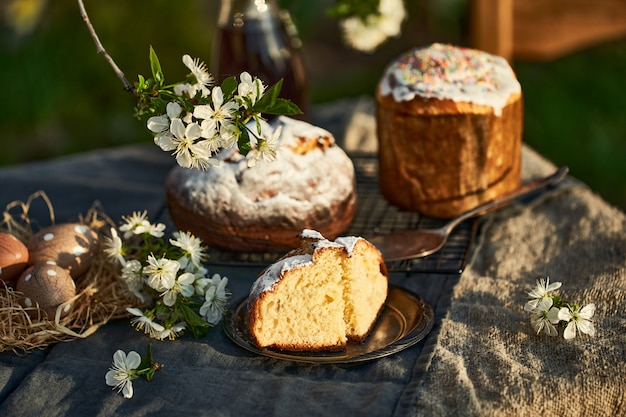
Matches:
[247,230,388,352]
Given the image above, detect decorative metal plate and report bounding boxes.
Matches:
[222,285,435,364]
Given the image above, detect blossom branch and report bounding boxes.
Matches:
[77,2,299,170]
[77,0,136,94]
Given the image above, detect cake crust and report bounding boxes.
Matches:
[376,90,522,218]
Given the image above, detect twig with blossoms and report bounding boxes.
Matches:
[524,277,596,340]
[138,48,301,170]
[105,345,162,399]
[78,0,301,170]
[103,210,231,340]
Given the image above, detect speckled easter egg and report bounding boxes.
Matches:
[0,232,29,283]
[16,263,77,319]
[28,223,99,278]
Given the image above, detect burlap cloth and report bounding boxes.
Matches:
[333,97,626,416]
[407,147,626,416]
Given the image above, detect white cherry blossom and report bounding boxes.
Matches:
[119,211,150,238]
[127,307,165,338]
[155,322,187,341]
[146,102,183,133]
[162,272,196,307]
[169,231,206,269]
[558,303,596,339]
[193,86,238,133]
[237,71,266,107]
[133,220,166,238]
[199,275,230,325]
[143,255,180,292]
[524,277,562,312]
[529,306,560,336]
[247,125,282,167]
[182,54,213,86]
[103,227,125,265]
[105,350,141,399]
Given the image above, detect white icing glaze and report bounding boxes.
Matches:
[169,116,355,228]
[299,229,324,240]
[379,43,521,116]
[312,239,343,250]
[334,236,360,256]
[250,232,366,299]
[249,254,313,301]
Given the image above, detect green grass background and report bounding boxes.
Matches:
[1,1,625,210]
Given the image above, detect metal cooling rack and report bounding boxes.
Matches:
[344,155,477,274]
[159,154,478,275]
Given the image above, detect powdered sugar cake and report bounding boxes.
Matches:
[165,117,357,252]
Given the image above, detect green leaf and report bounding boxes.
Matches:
[149,96,167,114]
[178,302,210,339]
[220,76,238,99]
[179,303,210,329]
[139,344,153,371]
[249,79,302,116]
[326,0,379,21]
[238,127,252,156]
[149,46,164,87]
[263,98,302,116]
[252,78,283,111]
[190,325,209,339]
[136,74,146,92]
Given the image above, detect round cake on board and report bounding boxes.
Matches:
[376,43,523,218]
[165,116,357,252]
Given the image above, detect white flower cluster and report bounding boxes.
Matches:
[104,210,231,340]
[524,277,595,339]
[145,54,279,170]
[339,0,406,53]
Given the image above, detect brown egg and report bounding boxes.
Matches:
[28,223,99,278]
[0,232,29,283]
[16,263,77,319]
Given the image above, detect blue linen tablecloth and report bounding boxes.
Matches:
[0,142,459,417]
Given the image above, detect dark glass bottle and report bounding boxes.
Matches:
[212,0,310,119]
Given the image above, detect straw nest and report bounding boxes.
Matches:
[0,191,137,353]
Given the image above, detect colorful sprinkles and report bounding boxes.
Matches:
[379,43,521,116]
[393,44,500,90]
